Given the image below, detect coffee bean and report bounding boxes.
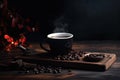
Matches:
[26,70,30,73]
[53,69,58,74]
[47,68,53,73]
[33,68,39,74]
[57,67,62,73]
[53,50,86,61]
[39,69,44,73]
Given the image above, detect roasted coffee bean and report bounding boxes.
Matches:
[26,70,30,73]
[57,67,62,73]
[53,69,58,74]
[55,57,60,60]
[74,56,80,60]
[44,67,49,73]
[47,68,53,73]
[39,68,44,73]
[33,68,39,74]
[53,50,86,61]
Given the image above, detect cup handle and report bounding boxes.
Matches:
[39,39,50,52]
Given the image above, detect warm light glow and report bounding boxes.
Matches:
[0,0,39,52]
[7,37,13,43]
[14,41,18,46]
[11,41,14,44]
[4,34,10,39]
[4,34,27,51]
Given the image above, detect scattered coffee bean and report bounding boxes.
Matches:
[15,60,64,74]
[56,67,62,73]
[53,69,58,74]
[33,68,39,74]
[53,50,87,61]
[26,70,30,73]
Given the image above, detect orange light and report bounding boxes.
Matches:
[11,41,14,44]
[7,37,13,43]
[4,34,10,39]
[4,33,27,52]
[14,41,18,46]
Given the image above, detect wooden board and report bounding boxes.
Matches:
[16,52,116,71]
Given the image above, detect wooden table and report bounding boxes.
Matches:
[0,40,120,80]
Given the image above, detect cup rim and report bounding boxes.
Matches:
[47,32,73,39]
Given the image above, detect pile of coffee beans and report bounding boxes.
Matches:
[21,65,62,74]
[53,50,105,62]
[11,59,63,74]
[83,54,105,62]
[54,50,86,61]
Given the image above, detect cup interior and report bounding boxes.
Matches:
[47,32,73,39]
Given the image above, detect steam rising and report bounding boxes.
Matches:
[53,15,68,33]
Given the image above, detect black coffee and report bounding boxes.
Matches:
[51,36,70,39]
[40,32,73,55]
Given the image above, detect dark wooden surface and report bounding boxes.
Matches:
[0,40,120,80]
[18,52,116,71]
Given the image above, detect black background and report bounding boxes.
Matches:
[8,0,120,41]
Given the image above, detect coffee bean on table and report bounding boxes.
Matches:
[53,69,58,74]
[46,68,52,73]
[33,67,39,74]
[26,70,30,73]
[57,67,62,73]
